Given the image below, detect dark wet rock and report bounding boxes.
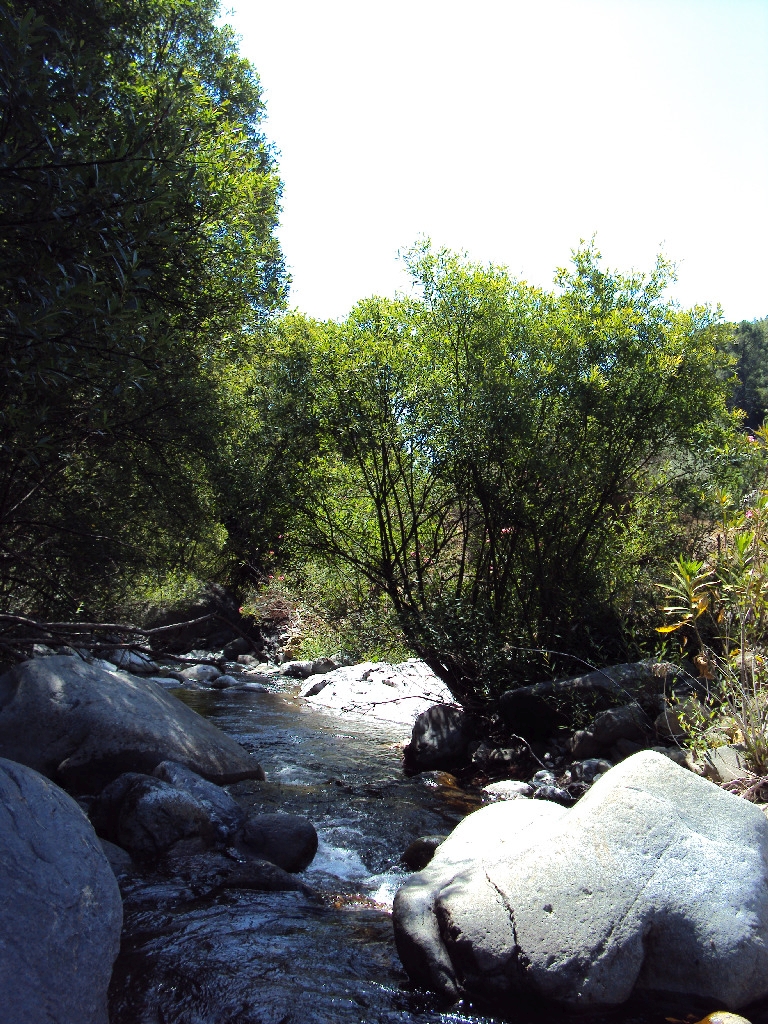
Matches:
[469,740,493,765]
[591,702,652,746]
[0,757,122,1024]
[99,837,135,879]
[500,662,678,740]
[568,757,612,784]
[392,750,768,1011]
[242,811,318,872]
[401,835,448,871]
[0,655,264,792]
[151,760,245,839]
[416,770,460,789]
[161,837,319,895]
[222,636,253,660]
[98,775,218,858]
[90,772,145,837]
[403,703,474,772]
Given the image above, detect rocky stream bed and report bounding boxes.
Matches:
[111,677,768,1024]
[2,648,768,1024]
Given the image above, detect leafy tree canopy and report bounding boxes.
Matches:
[283,243,738,702]
[0,0,286,614]
[728,318,768,429]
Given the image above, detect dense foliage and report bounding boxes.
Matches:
[0,0,285,614]
[729,318,768,428]
[658,436,768,770]
[2,0,759,711]
[279,245,737,701]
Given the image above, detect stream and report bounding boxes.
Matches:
[106,681,768,1024]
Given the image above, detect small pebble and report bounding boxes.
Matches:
[530,770,557,789]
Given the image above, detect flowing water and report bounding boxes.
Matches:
[107,683,768,1024]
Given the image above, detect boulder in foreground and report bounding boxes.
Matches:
[0,655,265,791]
[393,750,768,1011]
[0,757,123,1024]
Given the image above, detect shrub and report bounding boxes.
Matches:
[286,243,737,704]
[241,560,411,665]
[658,430,768,770]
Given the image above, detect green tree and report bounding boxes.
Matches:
[0,0,286,614]
[729,318,768,428]
[290,244,736,703]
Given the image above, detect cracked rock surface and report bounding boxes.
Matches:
[392,750,768,1011]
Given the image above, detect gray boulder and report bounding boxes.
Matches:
[0,757,122,1024]
[207,673,241,689]
[279,659,315,679]
[242,811,318,872]
[591,702,652,746]
[701,744,750,784]
[152,760,245,838]
[0,655,264,791]
[180,663,221,682]
[483,780,534,800]
[500,662,674,739]
[401,835,448,871]
[404,704,474,772]
[106,648,159,676]
[568,703,652,759]
[161,837,318,896]
[311,656,338,675]
[567,728,602,759]
[392,750,768,1011]
[92,774,217,858]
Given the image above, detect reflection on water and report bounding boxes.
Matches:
[108,685,768,1024]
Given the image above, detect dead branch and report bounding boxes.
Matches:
[0,610,255,668]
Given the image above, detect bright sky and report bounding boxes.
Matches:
[223,0,767,323]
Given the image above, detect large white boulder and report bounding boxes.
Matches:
[393,750,768,1011]
[299,659,453,725]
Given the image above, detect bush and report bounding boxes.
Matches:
[241,560,411,665]
[285,243,737,704]
[658,430,768,770]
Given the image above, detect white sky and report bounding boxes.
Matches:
[223,0,768,323]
